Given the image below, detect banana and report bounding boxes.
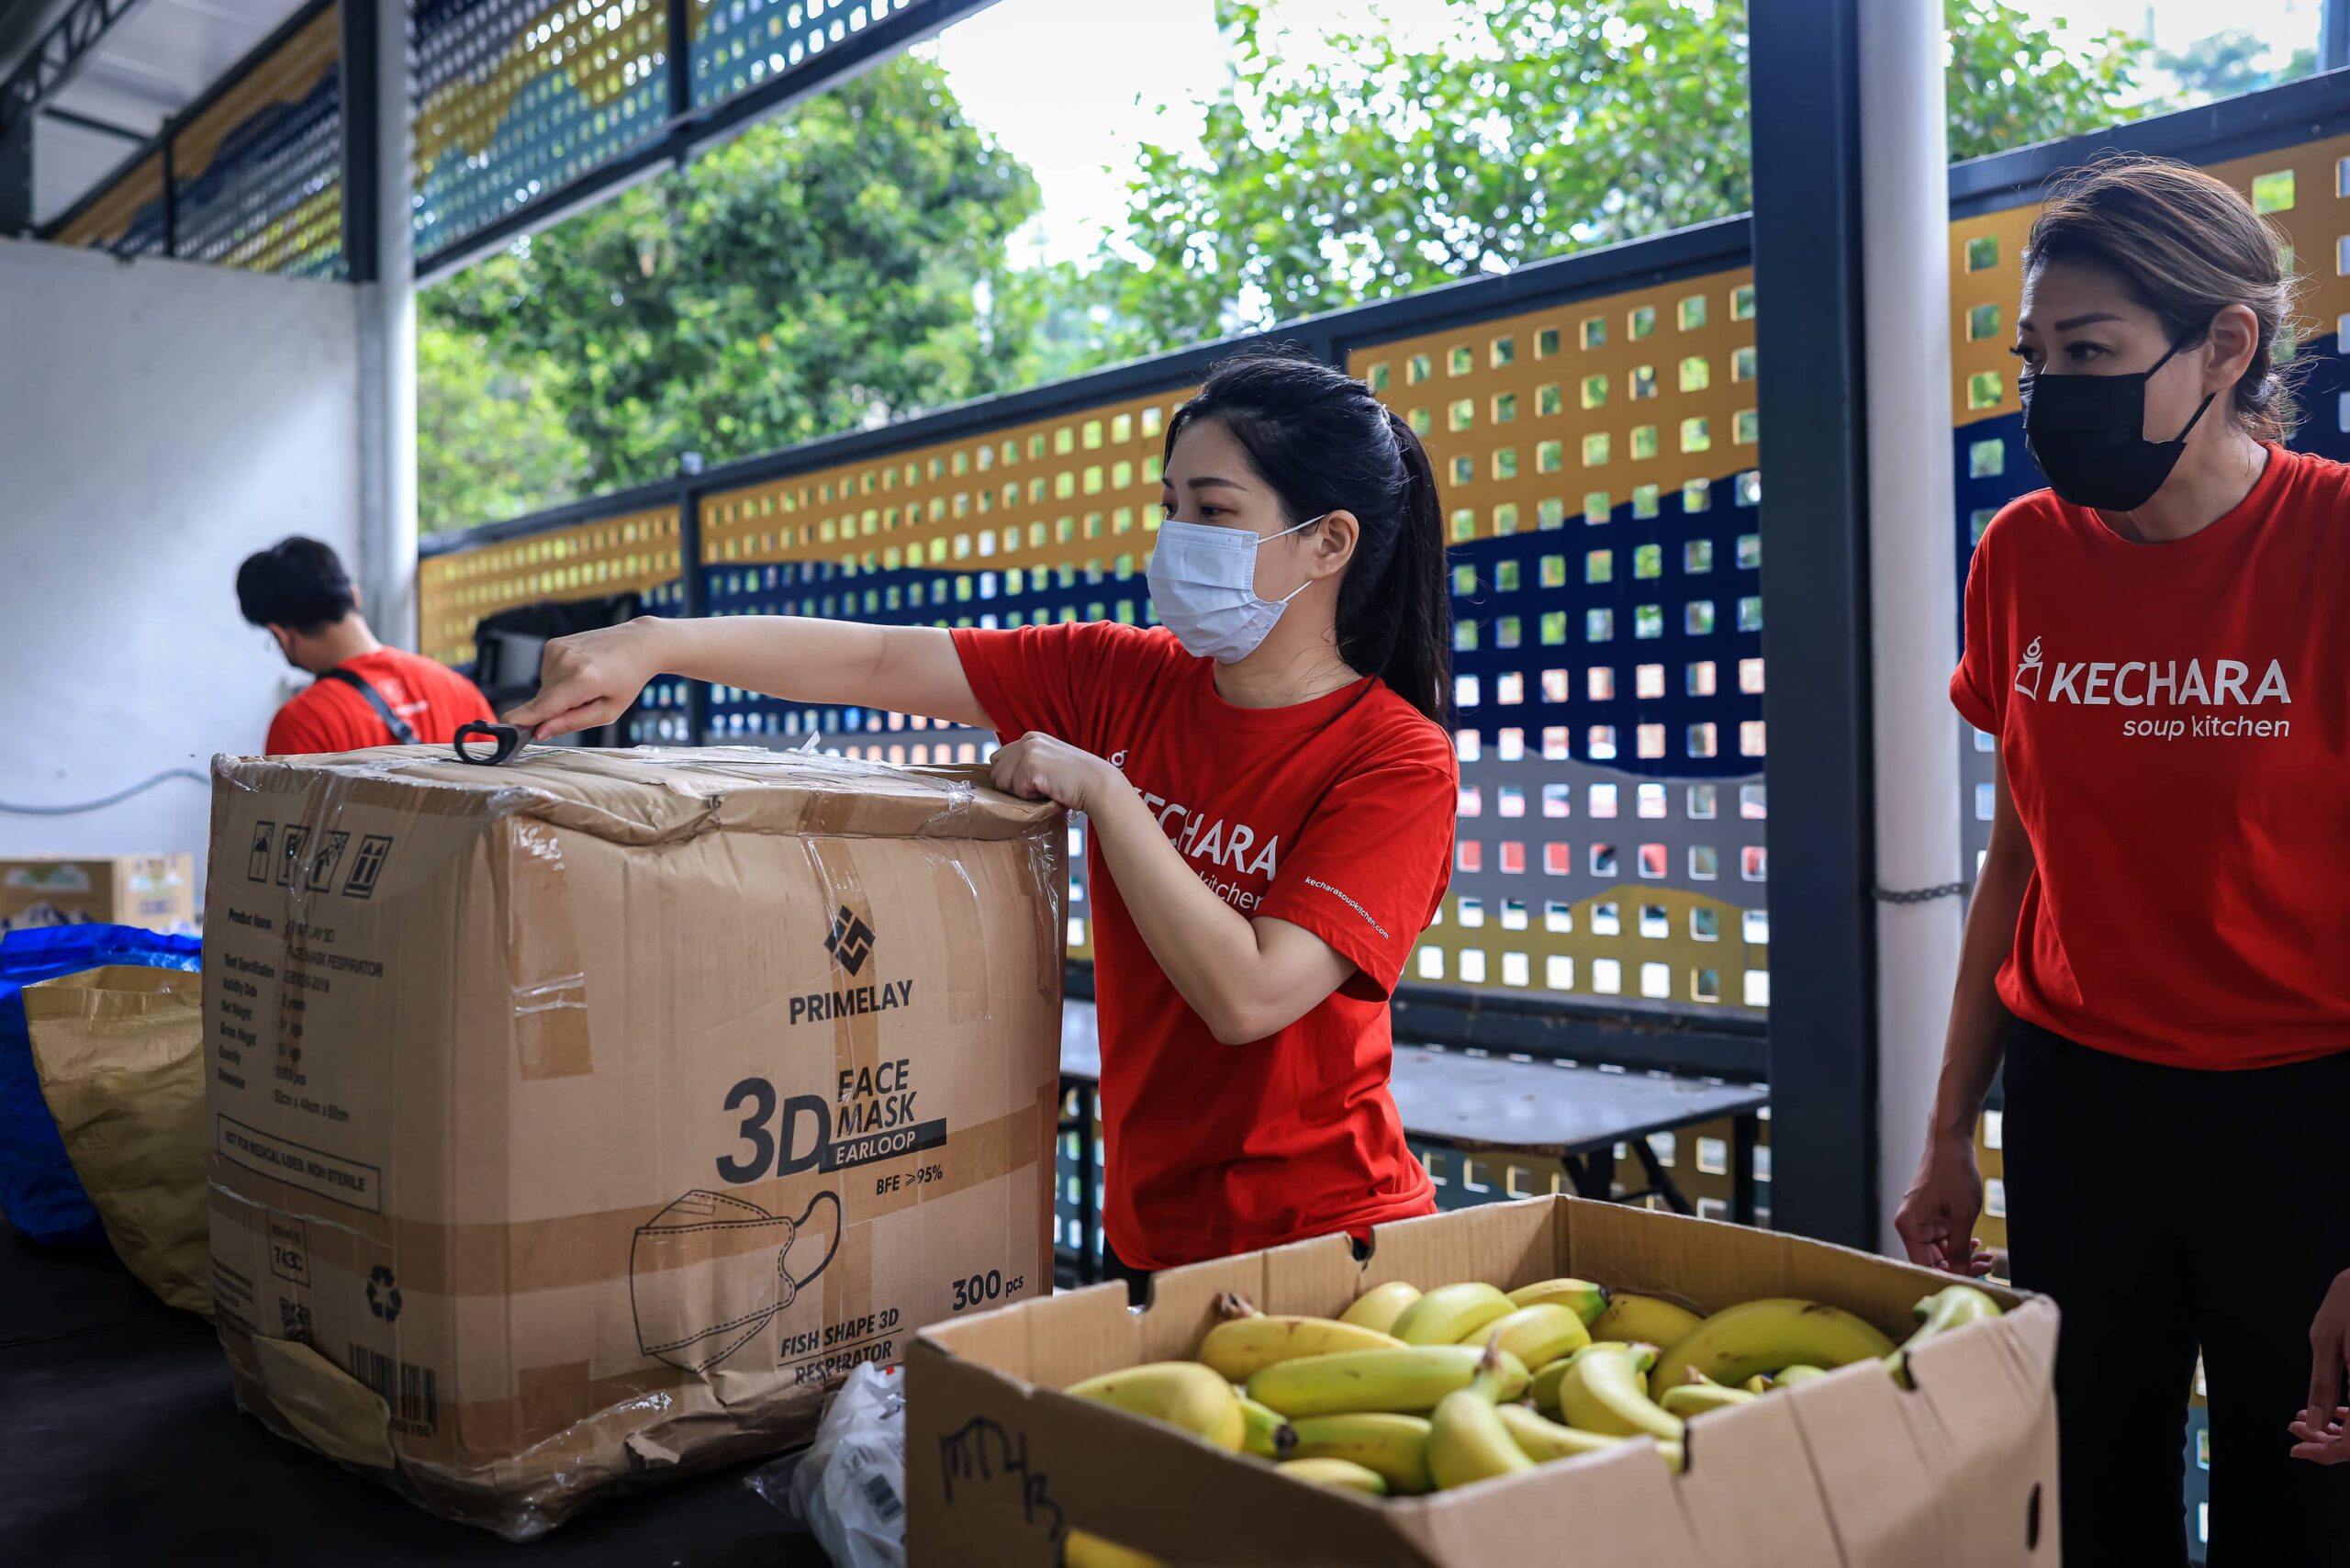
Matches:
[1200,1308,1406,1382]
[1649,1299,1899,1399]
[1532,1340,1655,1416]
[1887,1284,2003,1387]
[1248,1344,1530,1417]
[1238,1394,1298,1459]
[1392,1282,1516,1346]
[1288,1413,1435,1495]
[1661,1381,1760,1418]
[1468,1303,1591,1368]
[1555,1343,1685,1442]
[1338,1282,1423,1336]
[1277,1457,1389,1495]
[1590,1293,1705,1350]
[1740,1374,1773,1394]
[1772,1364,1828,1388]
[1427,1342,1537,1490]
[1063,1529,1164,1568]
[1068,1361,1246,1450]
[1494,1403,1628,1462]
[1505,1277,1611,1326]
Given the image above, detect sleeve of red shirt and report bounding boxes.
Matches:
[949,620,1137,752]
[1950,510,2007,737]
[1256,753,1458,1002]
[264,701,332,756]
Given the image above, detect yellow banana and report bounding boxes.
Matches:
[1887,1283,2003,1387]
[1288,1413,1435,1495]
[1555,1343,1685,1442]
[1277,1456,1390,1495]
[1505,1277,1611,1326]
[1392,1282,1516,1346]
[1467,1303,1591,1368]
[1649,1299,1899,1399]
[1772,1364,1828,1388]
[1248,1344,1529,1417]
[1740,1374,1772,1394]
[1237,1394,1298,1459]
[1338,1282,1423,1335]
[1661,1380,1760,1418]
[1590,1293,1705,1350]
[1532,1340,1653,1416]
[1494,1403,1628,1462]
[1068,1361,1246,1450]
[1427,1342,1537,1490]
[1200,1311,1406,1382]
[1063,1529,1163,1568]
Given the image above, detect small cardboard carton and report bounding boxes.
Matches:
[1,853,196,932]
[908,1196,2057,1567]
[201,745,1066,1538]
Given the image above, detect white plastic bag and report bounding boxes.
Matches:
[781,1363,907,1568]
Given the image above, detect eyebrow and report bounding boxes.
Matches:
[1159,475,1251,493]
[2017,311,2125,333]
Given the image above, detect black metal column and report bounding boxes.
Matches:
[2327,0,2350,72]
[677,474,711,742]
[1750,0,1877,1249]
[0,117,30,235]
[339,0,382,283]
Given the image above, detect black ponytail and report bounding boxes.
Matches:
[1163,345,1454,724]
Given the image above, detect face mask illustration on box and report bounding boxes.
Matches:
[629,1188,843,1372]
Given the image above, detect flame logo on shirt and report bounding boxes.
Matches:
[2014,636,2045,700]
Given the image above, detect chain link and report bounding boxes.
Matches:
[1873,881,1966,905]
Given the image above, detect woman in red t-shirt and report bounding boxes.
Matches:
[1892,157,2350,1565]
[511,347,1455,1279]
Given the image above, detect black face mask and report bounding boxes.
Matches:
[2020,335,2217,512]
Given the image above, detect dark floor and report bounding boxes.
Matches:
[0,1216,826,1564]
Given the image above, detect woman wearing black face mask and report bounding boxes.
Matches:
[1892,154,2350,1567]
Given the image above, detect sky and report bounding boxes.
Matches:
[927,0,2332,270]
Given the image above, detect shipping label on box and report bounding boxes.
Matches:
[202,745,1066,1538]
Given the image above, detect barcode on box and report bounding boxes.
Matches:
[347,1342,440,1433]
[863,1473,903,1522]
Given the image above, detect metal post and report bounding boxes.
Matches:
[159,129,174,255]
[346,0,419,648]
[677,475,710,742]
[1751,0,1878,1249]
[667,0,693,124]
[1,116,31,235]
[2325,0,2350,73]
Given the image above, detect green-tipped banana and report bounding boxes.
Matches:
[1427,1342,1537,1490]
[1338,1282,1423,1336]
[1649,1299,1899,1399]
[1887,1284,2003,1387]
[1063,1529,1164,1568]
[1238,1394,1298,1459]
[1661,1380,1760,1418]
[1068,1361,1246,1450]
[1289,1412,1434,1495]
[1590,1293,1706,1351]
[1470,1303,1591,1367]
[1772,1364,1828,1388]
[1505,1277,1611,1326]
[1392,1282,1516,1347]
[1556,1344,1684,1443]
[1248,1344,1529,1417]
[1494,1403,1628,1462]
[1200,1307,1406,1382]
[1278,1456,1389,1495]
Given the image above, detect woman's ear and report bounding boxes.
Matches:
[2204,302,2261,393]
[1307,510,1360,578]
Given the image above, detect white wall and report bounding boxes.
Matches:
[0,238,363,892]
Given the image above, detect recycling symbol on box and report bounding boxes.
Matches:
[367,1265,402,1323]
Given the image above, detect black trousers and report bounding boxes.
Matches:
[2001,1015,2350,1567]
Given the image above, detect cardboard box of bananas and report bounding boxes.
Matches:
[907,1196,2058,1567]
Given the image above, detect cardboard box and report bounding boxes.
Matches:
[201,745,1066,1539]
[1,854,196,933]
[908,1197,2058,1567]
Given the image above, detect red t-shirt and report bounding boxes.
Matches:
[953,622,1452,1269]
[1953,443,2350,1070]
[265,648,495,756]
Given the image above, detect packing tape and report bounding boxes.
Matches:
[495,819,593,1081]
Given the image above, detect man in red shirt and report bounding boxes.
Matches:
[237,537,492,756]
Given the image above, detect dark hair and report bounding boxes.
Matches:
[1164,345,1451,723]
[237,536,356,634]
[2026,153,2301,439]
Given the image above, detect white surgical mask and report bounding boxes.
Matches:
[1147,514,1324,664]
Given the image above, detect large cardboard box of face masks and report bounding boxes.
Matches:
[907,1196,2058,1567]
[201,744,1066,1539]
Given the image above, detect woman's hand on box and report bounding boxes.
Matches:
[505,618,668,741]
[1893,1131,1994,1278]
[989,732,1120,812]
[2293,1270,2350,1464]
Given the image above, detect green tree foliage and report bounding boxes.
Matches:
[420,54,1042,527]
[1101,0,2151,348]
[417,323,592,532]
[2155,29,2315,105]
